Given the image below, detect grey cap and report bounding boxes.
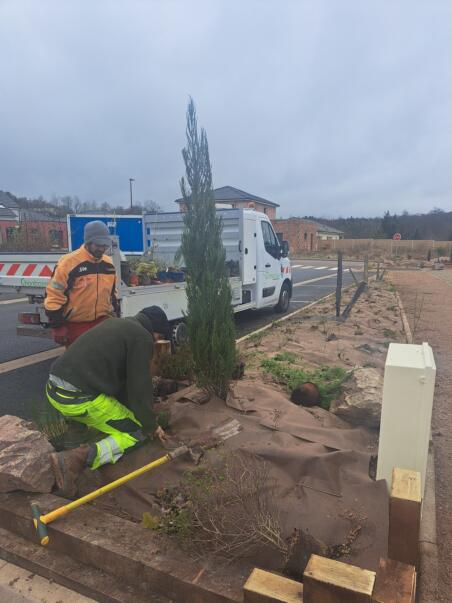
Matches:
[84,221,111,246]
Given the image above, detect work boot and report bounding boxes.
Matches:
[50,444,90,498]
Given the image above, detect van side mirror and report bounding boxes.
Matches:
[281,240,289,257]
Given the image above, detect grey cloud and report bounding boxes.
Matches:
[0,0,450,217]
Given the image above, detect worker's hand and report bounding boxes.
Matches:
[154,425,167,442]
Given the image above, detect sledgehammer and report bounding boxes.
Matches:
[31,445,188,546]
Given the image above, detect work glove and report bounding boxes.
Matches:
[46,309,65,329]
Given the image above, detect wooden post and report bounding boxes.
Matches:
[363,255,369,285]
[243,568,303,603]
[303,555,375,603]
[376,262,380,281]
[335,251,343,317]
[150,340,172,376]
[372,558,416,603]
[388,468,421,568]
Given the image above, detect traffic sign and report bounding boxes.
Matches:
[393,233,402,240]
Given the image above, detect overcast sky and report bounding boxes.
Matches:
[1,1,451,218]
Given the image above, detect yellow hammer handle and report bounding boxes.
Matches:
[41,453,171,525]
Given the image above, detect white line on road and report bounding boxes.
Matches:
[299,265,315,269]
[0,297,28,305]
[0,348,63,375]
[314,266,328,270]
[328,267,338,271]
[291,264,303,268]
[293,273,338,287]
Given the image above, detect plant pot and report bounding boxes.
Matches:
[157,271,168,282]
[167,271,185,282]
[129,273,139,287]
[139,274,152,286]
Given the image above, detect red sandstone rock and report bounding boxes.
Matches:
[0,415,55,493]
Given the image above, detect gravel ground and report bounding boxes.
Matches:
[390,270,452,602]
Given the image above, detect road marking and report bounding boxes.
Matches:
[314,266,328,270]
[292,270,351,289]
[0,297,28,305]
[291,264,303,268]
[300,265,315,269]
[293,273,338,287]
[290,300,313,303]
[0,347,63,375]
[328,267,338,271]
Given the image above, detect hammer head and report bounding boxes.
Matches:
[31,502,49,546]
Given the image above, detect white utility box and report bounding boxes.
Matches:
[377,342,436,498]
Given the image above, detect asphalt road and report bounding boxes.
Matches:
[0,259,362,420]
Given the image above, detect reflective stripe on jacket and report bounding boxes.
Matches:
[44,245,117,323]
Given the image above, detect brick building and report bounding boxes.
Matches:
[0,194,68,250]
[271,218,343,253]
[272,218,319,252]
[175,185,279,219]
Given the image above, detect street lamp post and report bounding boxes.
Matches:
[129,178,135,210]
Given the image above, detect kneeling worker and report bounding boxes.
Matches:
[46,306,171,496]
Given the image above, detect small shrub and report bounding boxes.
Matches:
[261,358,347,410]
[248,331,265,346]
[273,352,297,363]
[383,328,397,339]
[160,345,194,381]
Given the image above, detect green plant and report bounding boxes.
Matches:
[261,358,347,410]
[273,352,297,363]
[136,260,157,279]
[178,99,236,399]
[142,488,192,541]
[160,345,194,380]
[247,331,265,346]
[383,328,397,339]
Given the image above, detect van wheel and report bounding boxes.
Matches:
[172,321,188,346]
[275,282,291,313]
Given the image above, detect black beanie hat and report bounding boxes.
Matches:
[139,306,171,338]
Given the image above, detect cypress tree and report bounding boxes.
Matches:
[179,99,236,399]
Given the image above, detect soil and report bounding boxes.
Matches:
[240,280,405,381]
[390,269,452,602]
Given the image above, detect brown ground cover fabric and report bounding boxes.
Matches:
[80,379,388,573]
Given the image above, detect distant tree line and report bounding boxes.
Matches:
[303,208,452,240]
[3,190,451,240]
[3,191,161,218]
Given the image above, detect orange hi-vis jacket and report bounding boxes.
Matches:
[44,245,118,325]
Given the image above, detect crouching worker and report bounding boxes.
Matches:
[46,306,171,496]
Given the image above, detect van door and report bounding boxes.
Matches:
[242,215,257,285]
[257,218,282,306]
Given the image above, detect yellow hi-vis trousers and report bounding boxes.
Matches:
[46,380,146,469]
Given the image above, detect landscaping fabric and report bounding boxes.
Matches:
[79,379,388,573]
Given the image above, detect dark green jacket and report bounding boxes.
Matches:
[50,315,155,431]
